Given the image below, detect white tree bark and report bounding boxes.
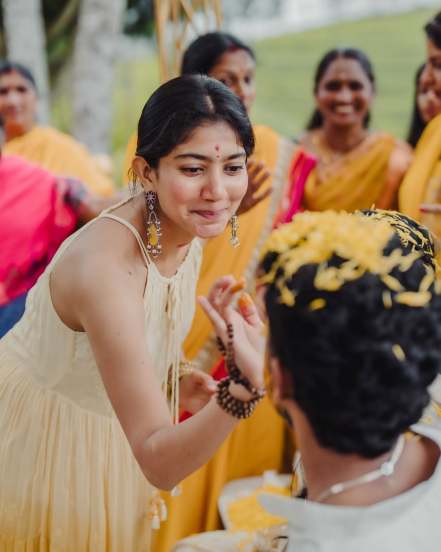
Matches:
[2,0,51,123]
[72,0,126,154]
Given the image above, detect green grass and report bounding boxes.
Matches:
[53,7,436,183]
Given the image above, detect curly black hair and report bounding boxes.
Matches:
[263,235,441,458]
[360,209,437,270]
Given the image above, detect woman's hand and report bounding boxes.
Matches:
[198,276,265,390]
[420,203,441,214]
[237,159,272,215]
[179,369,217,415]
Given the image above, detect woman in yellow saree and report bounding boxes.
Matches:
[400,12,441,239]
[123,32,299,551]
[300,48,412,212]
[0,61,114,197]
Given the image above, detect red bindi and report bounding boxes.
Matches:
[215,144,220,158]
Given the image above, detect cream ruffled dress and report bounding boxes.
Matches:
[0,201,201,551]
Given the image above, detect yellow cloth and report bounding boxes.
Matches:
[123,132,138,183]
[303,132,397,212]
[4,126,115,197]
[399,113,441,238]
[0,200,202,551]
[145,125,295,552]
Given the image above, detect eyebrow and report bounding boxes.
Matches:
[174,152,246,161]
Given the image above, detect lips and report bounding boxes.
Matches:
[332,104,355,115]
[192,208,228,220]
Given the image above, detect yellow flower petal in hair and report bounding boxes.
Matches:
[392,344,406,361]
[259,211,436,309]
[382,291,393,309]
[395,291,432,307]
[381,275,404,292]
[309,298,326,311]
[277,280,296,306]
[419,267,435,293]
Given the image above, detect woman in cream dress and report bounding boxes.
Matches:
[0,75,264,551]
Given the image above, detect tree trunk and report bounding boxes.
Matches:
[2,0,51,123]
[72,0,126,154]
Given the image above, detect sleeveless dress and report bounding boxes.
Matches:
[0,201,202,551]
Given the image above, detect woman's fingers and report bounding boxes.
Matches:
[420,203,441,214]
[191,370,217,393]
[207,275,235,307]
[198,296,227,337]
[238,293,263,328]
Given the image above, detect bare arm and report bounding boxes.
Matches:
[376,141,413,210]
[56,251,240,490]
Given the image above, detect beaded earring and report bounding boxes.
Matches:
[230,214,240,248]
[144,191,162,257]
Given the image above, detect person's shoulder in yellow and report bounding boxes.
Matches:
[0,60,114,198]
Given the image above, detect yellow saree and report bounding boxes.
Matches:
[301,132,398,212]
[399,113,441,238]
[4,126,114,197]
[123,125,294,551]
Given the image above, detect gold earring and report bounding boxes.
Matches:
[145,191,162,257]
[230,214,240,248]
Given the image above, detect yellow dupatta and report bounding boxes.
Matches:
[399,113,441,237]
[303,132,397,212]
[4,126,115,197]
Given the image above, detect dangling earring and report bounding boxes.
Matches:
[230,214,240,248]
[144,190,162,257]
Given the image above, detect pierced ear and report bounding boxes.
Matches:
[132,156,155,186]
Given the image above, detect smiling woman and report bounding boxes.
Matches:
[0,60,114,196]
[299,47,413,212]
[0,75,265,552]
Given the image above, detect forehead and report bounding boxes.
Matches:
[168,121,243,156]
[320,57,371,83]
[210,49,256,75]
[0,70,34,89]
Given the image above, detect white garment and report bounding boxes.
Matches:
[259,424,441,552]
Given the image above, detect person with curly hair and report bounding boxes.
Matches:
[400,11,441,240]
[180,211,441,551]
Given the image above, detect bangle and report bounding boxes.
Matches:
[178,361,195,379]
[216,377,264,419]
[166,361,195,400]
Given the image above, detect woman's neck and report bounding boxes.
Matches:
[5,121,33,142]
[119,193,193,279]
[320,122,368,154]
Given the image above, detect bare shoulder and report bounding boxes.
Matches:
[51,217,147,330]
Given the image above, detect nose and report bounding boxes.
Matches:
[232,81,247,105]
[201,167,226,201]
[335,86,353,103]
[423,63,436,85]
[4,90,21,108]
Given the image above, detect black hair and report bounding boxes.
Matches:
[181,31,255,76]
[425,11,441,49]
[361,208,436,269]
[262,236,441,459]
[406,64,428,148]
[0,60,37,91]
[306,47,375,130]
[135,74,254,168]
